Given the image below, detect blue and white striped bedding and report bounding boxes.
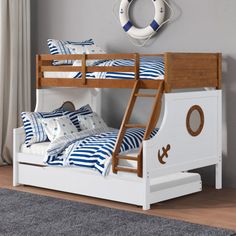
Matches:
[63,104,93,131]
[47,39,94,65]
[71,57,165,80]
[45,128,158,176]
[21,107,65,147]
[21,104,93,147]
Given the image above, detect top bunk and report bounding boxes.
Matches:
[36,52,222,92]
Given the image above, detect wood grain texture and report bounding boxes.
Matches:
[217,53,222,89]
[134,53,140,81]
[81,54,86,85]
[164,53,221,91]
[137,81,164,176]
[112,80,140,174]
[39,78,163,89]
[37,52,221,90]
[1,166,236,230]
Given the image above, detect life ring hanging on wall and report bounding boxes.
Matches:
[119,0,166,40]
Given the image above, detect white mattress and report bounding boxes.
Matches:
[44,71,72,78]
[43,72,164,80]
[19,142,138,168]
[21,142,50,156]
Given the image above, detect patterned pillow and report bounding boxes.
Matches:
[63,104,93,131]
[77,112,108,131]
[66,44,106,65]
[47,39,94,65]
[67,44,106,78]
[21,107,65,147]
[41,115,78,142]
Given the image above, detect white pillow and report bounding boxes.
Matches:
[77,112,108,131]
[66,44,106,66]
[41,115,78,142]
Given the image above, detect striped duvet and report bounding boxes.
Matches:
[71,57,165,80]
[45,127,158,176]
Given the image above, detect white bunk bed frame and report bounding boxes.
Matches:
[13,52,222,210]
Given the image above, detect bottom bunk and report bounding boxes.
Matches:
[13,87,221,210]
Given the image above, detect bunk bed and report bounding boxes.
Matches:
[13,52,222,210]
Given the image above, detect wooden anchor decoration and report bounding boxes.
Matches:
[158,144,171,164]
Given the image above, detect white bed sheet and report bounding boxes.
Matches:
[44,71,72,78]
[21,142,50,156]
[43,71,164,80]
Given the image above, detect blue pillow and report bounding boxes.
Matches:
[21,107,65,147]
[47,39,94,65]
[63,104,93,131]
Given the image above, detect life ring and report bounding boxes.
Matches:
[119,0,165,40]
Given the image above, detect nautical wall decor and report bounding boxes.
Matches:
[114,0,174,47]
[119,0,165,40]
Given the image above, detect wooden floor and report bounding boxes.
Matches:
[1,166,236,231]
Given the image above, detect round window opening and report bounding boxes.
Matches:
[186,105,204,137]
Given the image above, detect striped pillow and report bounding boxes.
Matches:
[21,107,65,147]
[47,39,94,65]
[63,104,93,131]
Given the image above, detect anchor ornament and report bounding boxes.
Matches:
[158,144,171,164]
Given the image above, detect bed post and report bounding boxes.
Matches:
[215,90,222,189]
[36,54,41,89]
[216,53,222,189]
[164,53,171,93]
[142,155,150,210]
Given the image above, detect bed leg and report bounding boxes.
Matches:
[215,158,222,189]
[142,203,150,210]
[13,162,20,187]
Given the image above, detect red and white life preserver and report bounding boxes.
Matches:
[119,0,165,40]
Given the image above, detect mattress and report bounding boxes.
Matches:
[21,142,50,156]
[44,71,71,78]
[19,142,138,168]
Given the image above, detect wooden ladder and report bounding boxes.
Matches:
[112,80,164,177]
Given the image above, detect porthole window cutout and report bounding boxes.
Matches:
[186,105,204,137]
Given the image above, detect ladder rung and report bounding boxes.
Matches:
[115,167,138,173]
[135,93,156,97]
[125,124,146,128]
[117,155,138,161]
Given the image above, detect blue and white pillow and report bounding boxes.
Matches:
[21,107,65,147]
[67,44,106,78]
[41,115,78,142]
[47,39,94,65]
[77,112,108,131]
[63,104,93,131]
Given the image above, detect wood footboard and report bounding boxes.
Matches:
[164,53,222,92]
